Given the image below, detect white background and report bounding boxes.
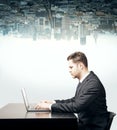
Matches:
[0,34,117,130]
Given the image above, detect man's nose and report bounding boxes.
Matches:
[69,70,72,73]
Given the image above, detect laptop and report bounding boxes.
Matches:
[21,88,50,112]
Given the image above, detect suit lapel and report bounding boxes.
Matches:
[76,72,92,96]
[75,82,82,96]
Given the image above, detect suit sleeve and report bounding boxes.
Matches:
[51,79,102,113]
[55,97,75,103]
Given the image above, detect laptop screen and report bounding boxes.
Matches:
[21,88,29,110]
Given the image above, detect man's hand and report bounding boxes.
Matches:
[35,100,56,110]
[40,100,56,104]
[35,102,52,110]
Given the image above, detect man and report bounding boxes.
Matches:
[35,51,109,130]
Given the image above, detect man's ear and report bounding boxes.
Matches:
[79,62,83,70]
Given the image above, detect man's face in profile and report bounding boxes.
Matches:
[68,59,81,79]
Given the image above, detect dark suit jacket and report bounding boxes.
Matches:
[51,71,108,127]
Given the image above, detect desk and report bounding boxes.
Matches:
[0,103,78,129]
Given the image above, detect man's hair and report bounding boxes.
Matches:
[67,51,88,67]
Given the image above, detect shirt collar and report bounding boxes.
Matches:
[80,71,90,83]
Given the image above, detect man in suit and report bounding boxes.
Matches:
[35,51,109,130]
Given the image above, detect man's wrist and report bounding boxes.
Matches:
[48,101,56,110]
[49,104,52,110]
[53,100,56,104]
